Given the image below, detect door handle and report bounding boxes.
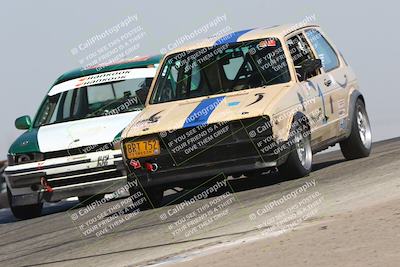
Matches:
[324,80,332,87]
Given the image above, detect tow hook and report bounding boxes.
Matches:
[144,162,158,172]
[40,177,53,193]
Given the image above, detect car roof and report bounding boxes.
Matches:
[166,24,320,55]
[53,54,163,86]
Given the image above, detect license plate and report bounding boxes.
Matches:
[124,139,160,159]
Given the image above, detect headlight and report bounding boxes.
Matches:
[17,154,31,164]
[8,153,44,166]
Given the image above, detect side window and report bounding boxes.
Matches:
[35,96,59,127]
[305,29,340,72]
[154,62,179,102]
[62,90,74,119]
[189,62,201,91]
[287,33,319,81]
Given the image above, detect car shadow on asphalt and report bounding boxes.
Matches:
[312,159,346,172]
[0,156,347,224]
[161,157,347,207]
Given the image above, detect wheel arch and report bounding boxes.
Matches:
[272,110,311,143]
[292,111,311,131]
[346,90,365,138]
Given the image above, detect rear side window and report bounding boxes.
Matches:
[306,29,340,72]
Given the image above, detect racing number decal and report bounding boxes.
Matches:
[97,155,109,167]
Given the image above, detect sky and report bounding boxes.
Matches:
[0,0,399,157]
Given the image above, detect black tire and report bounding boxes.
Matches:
[78,194,105,204]
[278,119,312,179]
[7,186,42,220]
[129,186,164,209]
[340,99,372,160]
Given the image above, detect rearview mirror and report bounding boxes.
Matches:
[301,59,322,80]
[15,115,32,130]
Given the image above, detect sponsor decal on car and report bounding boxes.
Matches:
[130,159,141,169]
[183,96,225,128]
[48,68,157,96]
[246,93,265,107]
[227,101,240,107]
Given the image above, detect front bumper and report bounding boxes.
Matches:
[5,150,127,206]
[123,117,286,187]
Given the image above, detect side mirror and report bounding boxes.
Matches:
[301,59,322,80]
[15,116,32,130]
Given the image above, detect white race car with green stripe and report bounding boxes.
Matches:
[5,55,162,219]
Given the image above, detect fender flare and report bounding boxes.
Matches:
[274,111,311,165]
[292,112,311,130]
[345,90,365,138]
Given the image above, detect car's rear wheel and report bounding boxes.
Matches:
[340,99,372,160]
[7,186,42,220]
[278,120,312,179]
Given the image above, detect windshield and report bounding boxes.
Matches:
[34,76,153,127]
[150,38,291,104]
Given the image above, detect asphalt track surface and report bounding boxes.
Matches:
[0,137,399,267]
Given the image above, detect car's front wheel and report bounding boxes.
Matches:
[340,99,372,160]
[7,187,43,220]
[278,120,313,179]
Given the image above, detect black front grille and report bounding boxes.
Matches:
[123,116,277,168]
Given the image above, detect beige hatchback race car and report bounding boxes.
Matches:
[121,24,372,205]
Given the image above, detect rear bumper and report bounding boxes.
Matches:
[5,150,127,206]
[123,117,286,187]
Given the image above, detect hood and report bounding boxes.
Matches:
[122,84,291,138]
[37,111,141,153]
[9,129,40,155]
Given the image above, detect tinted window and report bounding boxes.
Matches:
[306,29,340,72]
